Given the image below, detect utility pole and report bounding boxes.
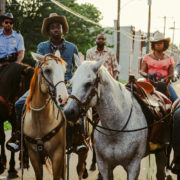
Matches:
[146,0,152,54]
[116,0,121,63]
[163,16,166,36]
[0,0,5,15]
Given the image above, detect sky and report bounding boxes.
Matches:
[77,0,180,46]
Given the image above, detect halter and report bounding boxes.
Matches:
[69,74,100,115]
[30,54,66,111]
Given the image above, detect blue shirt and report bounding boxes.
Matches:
[37,39,78,81]
[0,29,25,59]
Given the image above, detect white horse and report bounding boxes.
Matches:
[64,55,171,180]
[24,51,68,180]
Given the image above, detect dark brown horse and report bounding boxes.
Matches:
[0,62,34,178]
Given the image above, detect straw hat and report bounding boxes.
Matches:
[150,31,170,43]
[41,13,69,36]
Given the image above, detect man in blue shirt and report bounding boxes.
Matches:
[0,13,24,64]
[7,13,88,153]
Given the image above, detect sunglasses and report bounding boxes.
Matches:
[4,21,13,25]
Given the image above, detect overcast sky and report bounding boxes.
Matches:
[77,0,180,46]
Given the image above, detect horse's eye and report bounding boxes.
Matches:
[85,82,91,89]
[44,68,52,75]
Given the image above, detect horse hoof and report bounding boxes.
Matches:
[166,175,173,180]
[7,171,18,179]
[82,168,88,179]
[90,163,96,171]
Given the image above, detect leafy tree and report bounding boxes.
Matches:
[6,0,103,65]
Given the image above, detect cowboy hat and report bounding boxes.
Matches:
[150,31,170,43]
[41,13,69,36]
[0,13,14,22]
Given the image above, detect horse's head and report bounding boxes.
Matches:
[29,51,68,109]
[64,54,105,122]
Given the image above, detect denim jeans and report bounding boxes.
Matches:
[15,90,29,120]
[15,88,72,120]
[168,84,178,102]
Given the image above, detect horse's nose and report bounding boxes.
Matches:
[64,107,78,122]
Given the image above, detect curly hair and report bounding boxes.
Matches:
[151,40,169,51]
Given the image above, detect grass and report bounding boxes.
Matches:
[4,121,12,131]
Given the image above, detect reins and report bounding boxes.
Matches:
[30,54,66,111]
[69,73,179,135]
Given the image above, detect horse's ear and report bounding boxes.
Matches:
[74,53,82,67]
[93,56,105,72]
[55,50,61,58]
[31,52,44,62]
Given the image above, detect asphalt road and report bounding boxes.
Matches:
[1,80,180,180]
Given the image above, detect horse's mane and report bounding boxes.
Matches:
[26,64,39,111]
[26,56,66,111]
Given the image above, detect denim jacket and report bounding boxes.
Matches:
[37,39,78,81]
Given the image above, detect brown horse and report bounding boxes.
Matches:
[0,62,34,178]
[23,52,68,180]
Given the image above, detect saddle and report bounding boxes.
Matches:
[126,75,173,149]
[126,75,172,120]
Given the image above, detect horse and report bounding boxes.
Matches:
[23,51,92,180]
[64,55,173,180]
[0,62,34,178]
[23,51,68,180]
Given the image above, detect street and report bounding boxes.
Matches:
[1,80,180,180]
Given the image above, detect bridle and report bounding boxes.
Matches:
[69,74,100,115]
[31,54,66,111]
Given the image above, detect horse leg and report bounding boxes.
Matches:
[125,158,141,180]
[76,151,88,180]
[7,151,18,178]
[28,148,43,180]
[96,160,113,180]
[0,122,6,174]
[51,147,66,180]
[155,150,167,180]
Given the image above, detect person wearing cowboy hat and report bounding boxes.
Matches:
[140,31,178,102]
[0,13,24,64]
[7,13,89,154]
[139,31,179,151]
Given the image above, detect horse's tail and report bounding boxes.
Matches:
[45,158,52,175]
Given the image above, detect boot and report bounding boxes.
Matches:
[171,148,180,175]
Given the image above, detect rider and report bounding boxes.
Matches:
[6,13,88,153]
[140,31,178,102]
[86,33,120,80]
[140,31,178,151]
[0,13,24,65]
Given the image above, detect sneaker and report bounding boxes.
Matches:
[76,144,88,152]
[6,140,20,152]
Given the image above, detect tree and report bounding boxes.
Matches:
[6,0,103,65]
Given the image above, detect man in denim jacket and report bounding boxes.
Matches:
[7,13,88,153]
